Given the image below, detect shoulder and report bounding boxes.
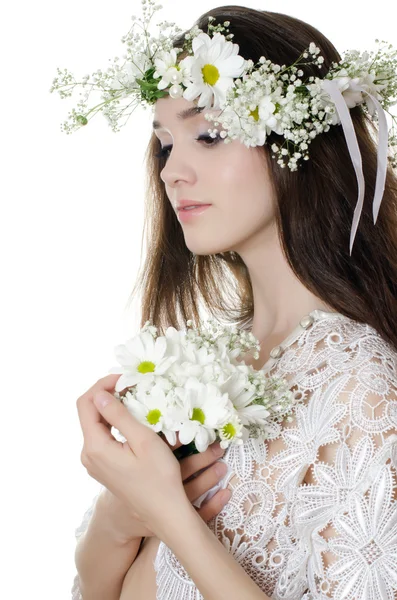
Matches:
[303,310,396,368]
[274,310,397,386]
[270,311,397,438]
[313,314,397,433]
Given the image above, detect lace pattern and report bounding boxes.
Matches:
[153,311,397,599]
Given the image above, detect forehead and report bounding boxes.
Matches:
[152,97,220,131]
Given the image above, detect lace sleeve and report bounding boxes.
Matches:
[71,486,104,600]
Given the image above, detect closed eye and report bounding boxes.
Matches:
[154,133,222,161]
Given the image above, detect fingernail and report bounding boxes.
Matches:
[215,461,227,476]
[94,392,111,409]
[212,442,225,456]
[222,489,232,503]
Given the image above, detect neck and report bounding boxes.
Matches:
[237,223,335,357]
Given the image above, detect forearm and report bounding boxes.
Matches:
[158,502,270,600]
[75,496,143,600]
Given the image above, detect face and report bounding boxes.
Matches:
[153,96,277,256]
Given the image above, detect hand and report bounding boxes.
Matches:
[77,375,231,543]
[97,435,230,543]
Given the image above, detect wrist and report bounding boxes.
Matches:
[96,490,142,545]
[154,498,199,545]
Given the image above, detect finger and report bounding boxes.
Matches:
[76,375,122,444]
[197,489,232,523]
[180,443,226,482]
[184,460,228,503]
[92,390,153,453]
[77,374,122,429]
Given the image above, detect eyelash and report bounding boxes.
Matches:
[154,133,222,160]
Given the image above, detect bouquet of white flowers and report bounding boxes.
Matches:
[108,318,295,459]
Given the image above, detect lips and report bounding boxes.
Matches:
[178,204,211,211]
[177,204,212,222]
[176,199,212,210]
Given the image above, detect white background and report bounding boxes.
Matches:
[1,0,396,597]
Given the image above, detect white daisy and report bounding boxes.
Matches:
[174,377,234,452]
[121,385,180,444]
[180,32,246,109]
[218,412,246,449]
[355,72,387,116]
[258,89,285,135]
[221,371,271,427]
[153,49,191,90]
[110,331,178,391]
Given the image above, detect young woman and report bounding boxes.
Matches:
[68,5,397,600]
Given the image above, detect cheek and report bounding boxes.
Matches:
[215,150,273,213]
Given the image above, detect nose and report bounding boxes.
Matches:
[160,145,196,190]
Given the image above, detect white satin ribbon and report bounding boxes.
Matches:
[321,78,388,255]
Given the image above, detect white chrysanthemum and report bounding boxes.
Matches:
[163,326,190,361]
[221,372,271,427]
[331,70,365,108]
[122,384,180,444]
[353,72,387,116]
[213,104,267,147]
[180,32,246,109]
[166,333,230,385]
[110,331,178,391]
[218,412,246,449]
[317,68,386,126]
[258,88,284,135]
[153,49,191,90]
[174,377,234,452]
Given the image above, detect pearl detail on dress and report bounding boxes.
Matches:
[299,315,315,329]
[270,345,284,359]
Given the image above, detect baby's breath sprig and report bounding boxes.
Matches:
[186,317,261,359]
[206,16,234,41]
[51,0,397,176]
[203,42,334,171]
[182,25,204,56]
[50,0,182,133]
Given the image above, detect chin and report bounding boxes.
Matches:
[184,240,230,256]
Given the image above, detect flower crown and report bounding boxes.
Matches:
[50,0,397,254]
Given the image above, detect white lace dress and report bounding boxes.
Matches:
[72,309,397,600]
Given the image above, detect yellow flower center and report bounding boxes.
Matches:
[249,106,259,121]
[202,64,220,86]
[147,409,162,425]
[221,422,237,439]
[191,407,205,425]
[137,360,155,374]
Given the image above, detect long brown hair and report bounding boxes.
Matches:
[127,5,397,350]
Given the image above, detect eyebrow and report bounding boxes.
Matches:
[152,106,205,130]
